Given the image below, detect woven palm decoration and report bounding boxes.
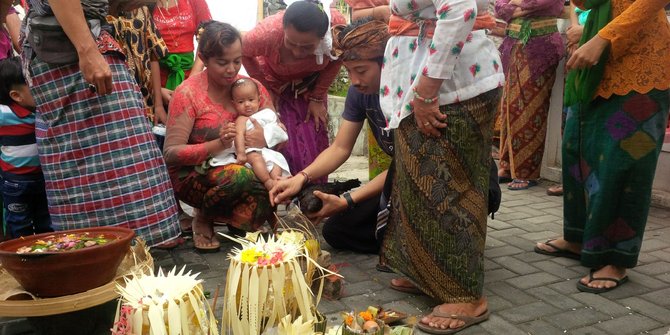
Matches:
[112,267,218,335]
[221,218,335,335]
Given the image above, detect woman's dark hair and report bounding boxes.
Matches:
[282,1,329,38]
[197,20,242,60]
[0,57,26,105]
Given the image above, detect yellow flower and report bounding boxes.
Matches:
[240,248,265,264]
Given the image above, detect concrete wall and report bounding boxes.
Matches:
[327,95,368,157]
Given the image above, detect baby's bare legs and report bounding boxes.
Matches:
[235,115,248,164]
[247,152,275,190]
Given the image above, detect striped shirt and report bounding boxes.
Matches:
[0,103,41,178]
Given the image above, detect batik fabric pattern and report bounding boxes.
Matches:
[497,45,557,180]
[28,54,180,247]
[563,90,670,268]
[108,6,168,123]
[383,89,500,303]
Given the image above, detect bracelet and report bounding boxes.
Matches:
[412,87,438,104]
[298,171,311,185]
[342,192,355,209]
[308,96,324,103]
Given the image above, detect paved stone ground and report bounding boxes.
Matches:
[1,157,669,334]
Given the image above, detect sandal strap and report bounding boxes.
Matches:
[587,268,626,285]
[430,307,489,322]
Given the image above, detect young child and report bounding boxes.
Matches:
[209,78,290,190]
[0,57,52,238]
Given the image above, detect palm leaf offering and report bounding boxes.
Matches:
[220,217,338,335]
[111,267,218,335]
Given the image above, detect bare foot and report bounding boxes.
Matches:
[580,265,627,290]
[535,238,581,255]
[421,297,488,330]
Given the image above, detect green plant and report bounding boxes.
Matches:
[328,66,350,97]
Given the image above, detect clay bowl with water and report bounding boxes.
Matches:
[0,227,134,297]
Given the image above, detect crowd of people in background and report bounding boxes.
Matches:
[1,0,669,333]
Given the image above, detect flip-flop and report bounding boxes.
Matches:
[179,212,193,236]
[498,175,513,184]
[507,179,538,191]
[546,184,563,196]
[390,278,424,295]
[152,237,184,250]
[576,268,629,294]
[417,307,490,334]
[376,263,394,273]
[533,239,580,260]
[193,233,220,253]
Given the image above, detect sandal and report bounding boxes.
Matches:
[152,237,184,250]
[507,179,538,190]
[193,233,220,253]
[534,239,580,260]
[179,212,193,236]
[547,184,563,196]
[390,278,424,295]
[576,268,629,294]
[417,307,490,334]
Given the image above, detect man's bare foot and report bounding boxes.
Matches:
[535,238,581,255]
[421,297,488,330]
[580,265,627,290]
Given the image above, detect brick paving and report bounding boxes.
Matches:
[1,170,669,334]
[157,181,670,335]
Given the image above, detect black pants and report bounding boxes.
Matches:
[322,162,394,254]
[321,195,381,254]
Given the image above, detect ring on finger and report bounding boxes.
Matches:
[423,121,430,126]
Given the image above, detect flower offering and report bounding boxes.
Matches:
[111,267,218,335]
[16,233,109,254]
[221,229,333,335]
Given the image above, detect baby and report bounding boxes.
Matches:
[209,79,290,190]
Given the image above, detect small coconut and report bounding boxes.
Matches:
[363,320,379,333]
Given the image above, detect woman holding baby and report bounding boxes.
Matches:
[164,21,280,252]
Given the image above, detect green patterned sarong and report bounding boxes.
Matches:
[563,89,670,268]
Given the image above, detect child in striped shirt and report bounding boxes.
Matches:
[0,57,52,238]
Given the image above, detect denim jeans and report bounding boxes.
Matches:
[2,177,52,238]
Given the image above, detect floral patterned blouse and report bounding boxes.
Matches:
[380,0,505,129]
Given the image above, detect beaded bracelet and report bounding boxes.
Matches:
[308,96,324,103]
[412,87,438,104]
[298,171,311,185]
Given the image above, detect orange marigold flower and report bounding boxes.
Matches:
[359,311,373,321]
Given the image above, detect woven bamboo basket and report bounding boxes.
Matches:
[112,267,218,335]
